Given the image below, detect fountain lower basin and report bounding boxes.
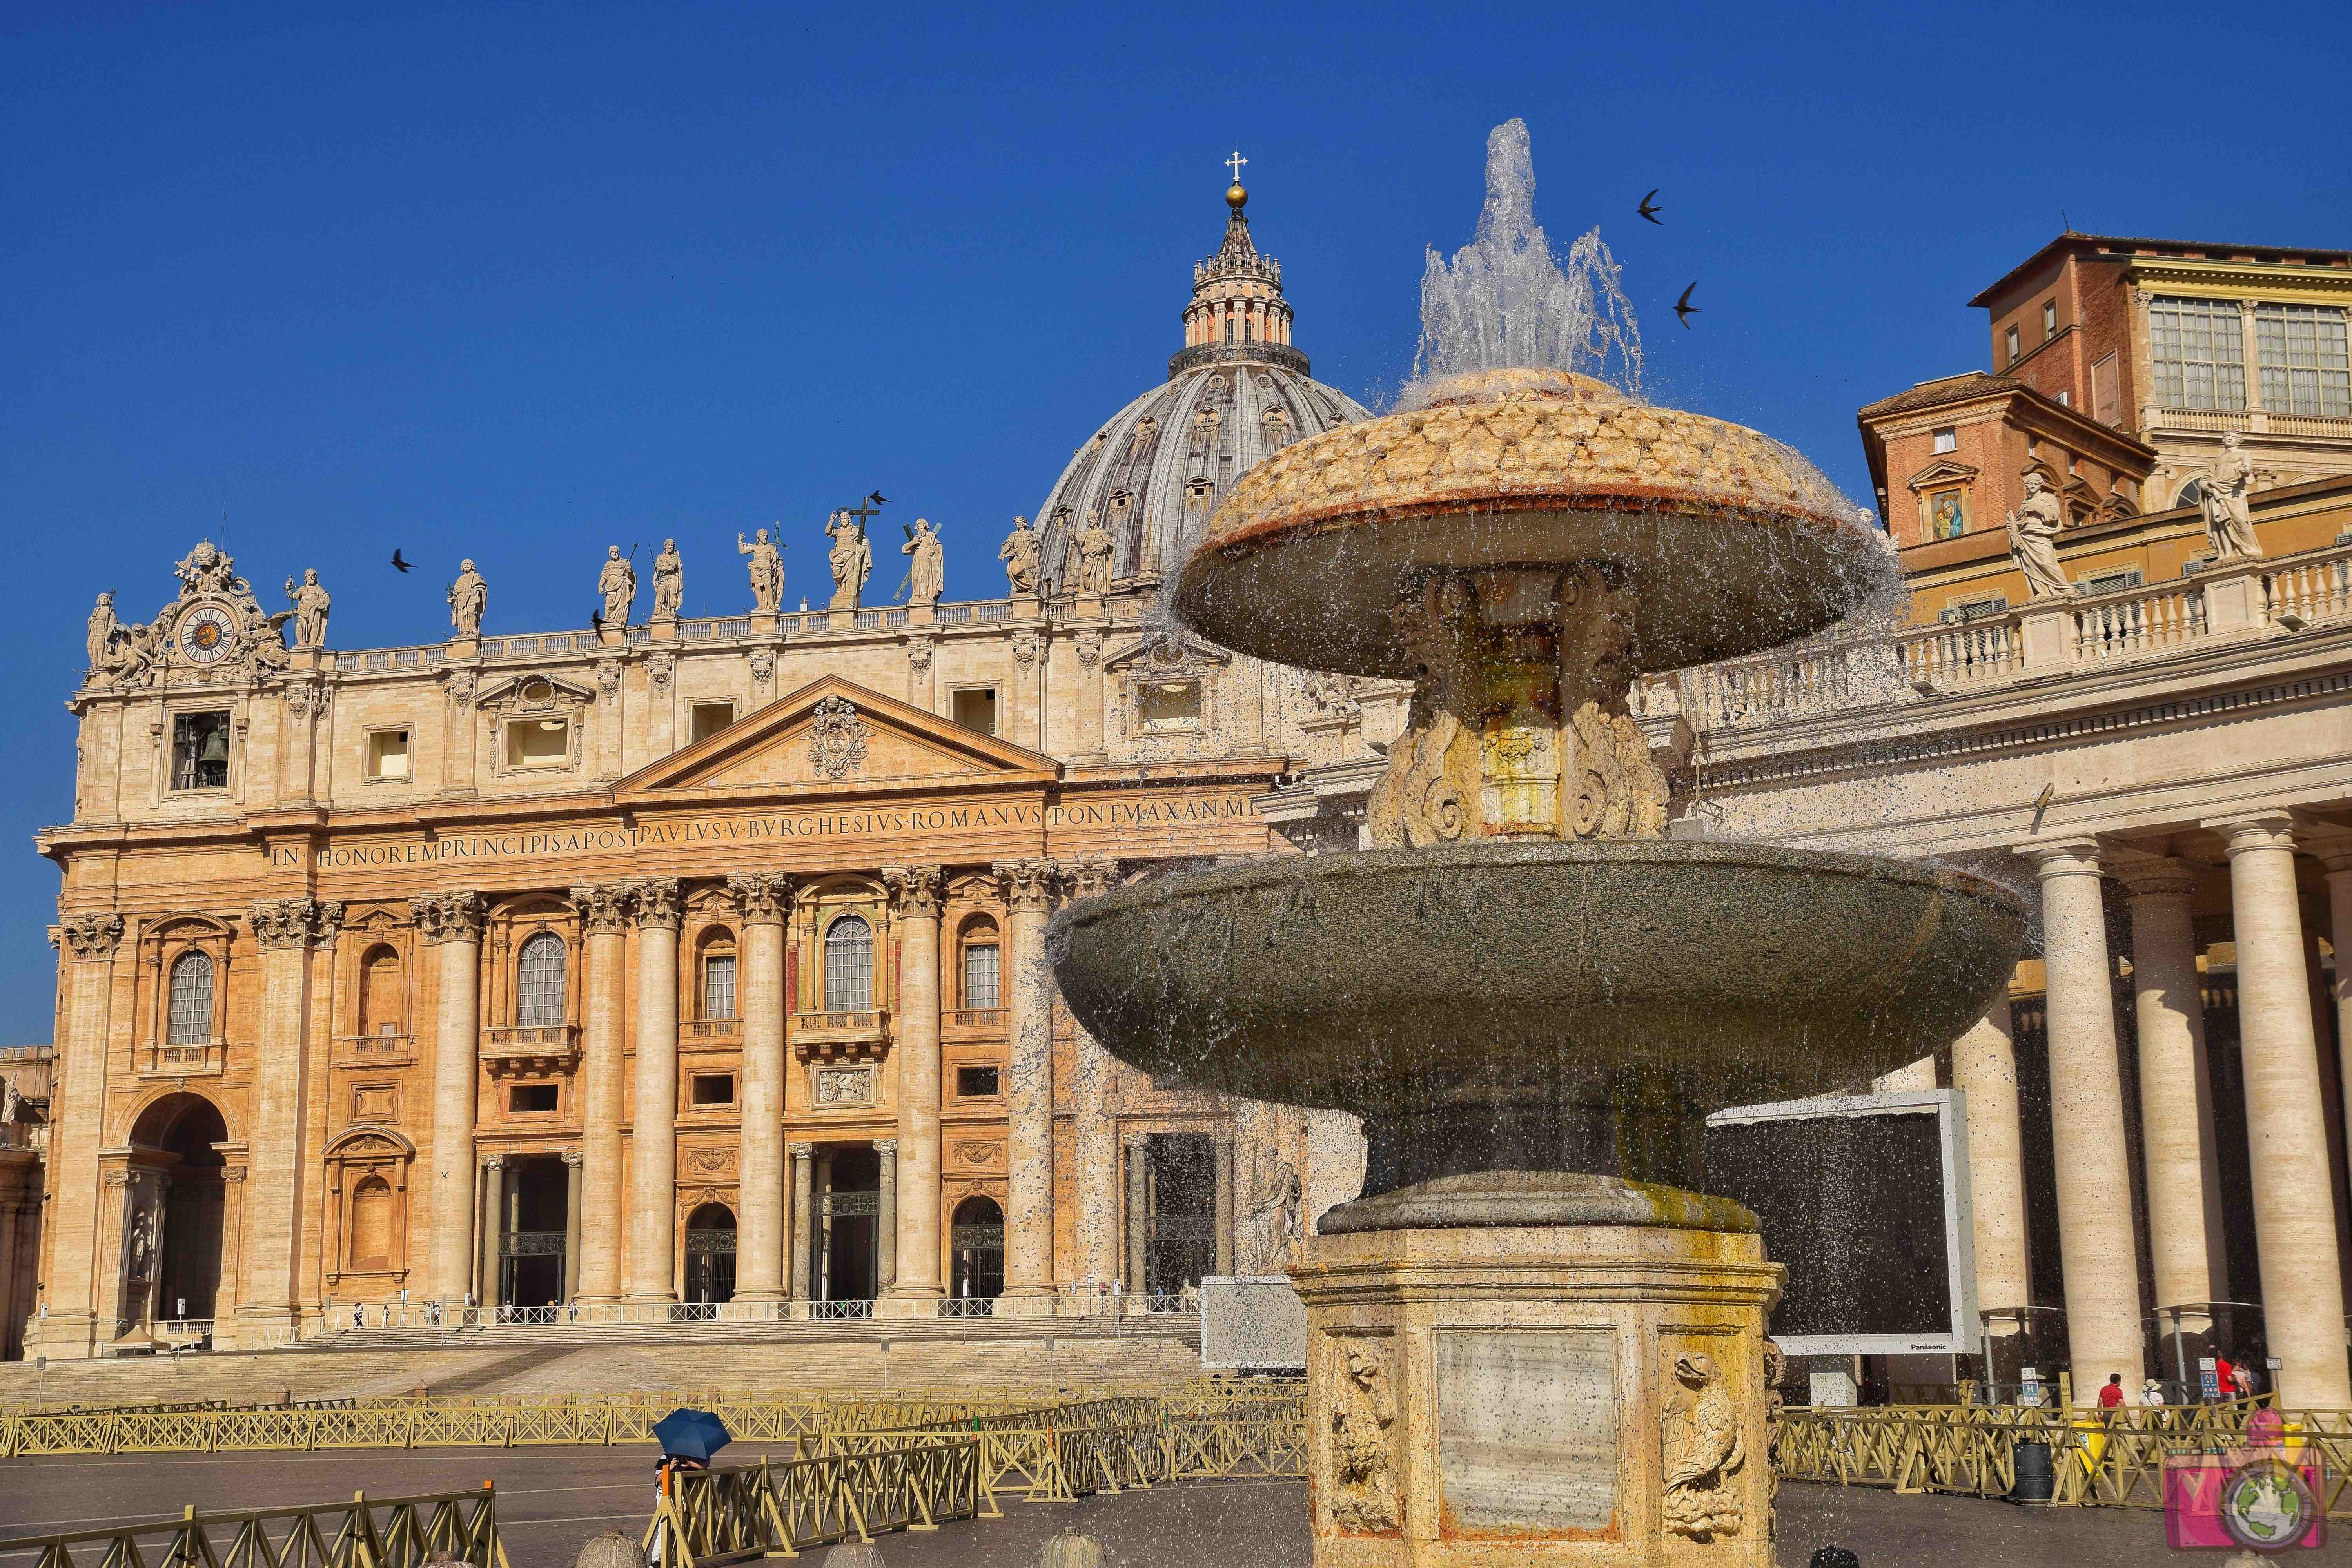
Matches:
[1051,838,2027,1193]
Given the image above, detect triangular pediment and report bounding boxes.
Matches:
[1904,458,1980,491]
[615,675,1058,804]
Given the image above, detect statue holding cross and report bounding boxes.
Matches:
[825,501,877,612]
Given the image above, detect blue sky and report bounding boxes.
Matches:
[4,2,2349,1032]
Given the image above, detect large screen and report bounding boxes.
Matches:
[1703,1089,1976,1356]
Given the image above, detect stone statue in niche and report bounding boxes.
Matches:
[1074,511,1116,596]
[597,546,637,625]
[824,510,871,610]
[86,592,120,669]
[1261,402,1296,450]
[902,518,945,606]
[1000,515,1043,594]
[129,1207,156,1280]
[2004,470,2070,599]
[1327,1338,1400,1532]
[651,539,684,620]
[2203,431,2263,561]
[1245,1160,1304,1271]
[738,528,785,611]
[1661,1349,1745,1541]
[283,569,331,649]
[448,559,488,636]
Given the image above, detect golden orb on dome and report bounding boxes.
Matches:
[1226,181,1248,211]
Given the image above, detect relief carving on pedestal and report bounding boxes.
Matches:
[1326,1336,1401,1533]
[1661,1347,1746,1542]
[817,1066,874,1104]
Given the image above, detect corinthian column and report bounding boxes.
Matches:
[2117,858,2227,1330]
[413,891,485,1306]
[995,857,1061,1313]
[33,913,123,1359]
[879,864,944,1314]
[2217,815,2352,1406]
[570,883,634,1303]
[626,879,683,1303]
[2024,843,2146,1401]
[238,897,339,1339]
[728,873,793,1308]
[1067,863,1121,1287]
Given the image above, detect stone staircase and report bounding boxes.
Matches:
[0,1321,1203,1410]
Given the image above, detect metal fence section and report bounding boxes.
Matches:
[0,1483,507,1568]
[647,1442,986,1566]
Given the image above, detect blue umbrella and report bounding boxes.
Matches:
[652,1407,733,1463]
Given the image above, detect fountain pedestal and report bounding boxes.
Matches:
[1290,1177,1780,1568]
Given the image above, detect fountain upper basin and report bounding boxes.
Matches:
[1051,840,2026,1181]
[1176,372,1878,678]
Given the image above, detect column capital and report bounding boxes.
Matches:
[724,872,795,924]
[1122,1130,1151,1153]
[571,883,637,934]
[2205,811,2301,858]
[873,1138,898,1156]
[1068,860,1120,900]
[410,891,486,943]
[480,1154,505,1172]
[880,865,944,919]
[60,912,124,961]
[632,878,684,931]
[991,857,1063,913]
[2020,839,2106,880]
[248,897,332,950]
[561,1149,583,1167]
[2111,855,2202,901]
[789,1140,814,1160]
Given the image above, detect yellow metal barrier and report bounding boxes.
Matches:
[645,1440,990,1565]
[0,1483,507,1568]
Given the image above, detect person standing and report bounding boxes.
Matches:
[2097,1372,2126,1414]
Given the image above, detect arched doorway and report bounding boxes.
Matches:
[126,1093,228,1328]
[684,1202,736,1307]
[949,1196,1003,1301]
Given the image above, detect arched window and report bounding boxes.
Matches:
[358,945,403,1038]
[961,922,1001,1010]
[348,1176,394,1269]
[823,915,873,1011]
[701,945,737,1021]
[515,933,567,1028]
[2176,478,2206,510]
[167,952,214,1046]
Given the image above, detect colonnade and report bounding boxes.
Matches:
[1959,815,2352,1407]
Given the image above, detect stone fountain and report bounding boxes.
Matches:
[1052,123,2028,1567]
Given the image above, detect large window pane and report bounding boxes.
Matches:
[963,941,1001,1009]
[2256,303,2352,417]
[167,952,214,1045]
[516,932,567,1027]
[702,953,737,1020]
[2150,297,2247,410]
[823,915,873,1011]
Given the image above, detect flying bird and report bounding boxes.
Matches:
[591,608,605,633]
[1675,283,1700,328]
[1637,189,1664,225]
[2030,782,2055,833]
[390,549,412,573]
[867,490,888,506]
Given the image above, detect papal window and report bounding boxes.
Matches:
[823,915,873,1012]
[167,951,214,1045]
[2255,303,2352,417]
[2150,297,2247,411]
[515,932,566,1028]
[701,951,737,1021]
[962,937,1001,1010]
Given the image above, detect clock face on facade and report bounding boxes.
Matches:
[178,604,234,664]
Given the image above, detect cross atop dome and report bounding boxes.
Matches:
[1225,147,1249,211]
[1176,152,1300,376]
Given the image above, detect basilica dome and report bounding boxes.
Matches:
[1031,180,1371,589]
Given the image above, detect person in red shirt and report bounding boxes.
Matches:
[2215,1354,2238,1402]
[2097,1372,2126,1412]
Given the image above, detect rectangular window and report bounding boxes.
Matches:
[505,718,570,769]
[2081,568,2144,597]
[956,1064,1001,1098]
[701,953,737,1021]
[1931,427,1957,454]
[509,1083,559,1114]
[690,1073,735,1107]
[2042,300,2058,339]
[1139,679,1203,730]
[2255,303,2352,417]
[962,942,1001,1009]
[1938,593,2010,624]
[2149,296,2247,410]
[2004,325,2020,365]
[2091,353,2121,426]
[952,687,998,737]
[690,702,735,743]
[366,729,410,781]
[170,711,231,790]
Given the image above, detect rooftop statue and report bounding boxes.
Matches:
[1074,510,1115,596]
[2005,470,2070,598]
[597,545,637,626]
[449,559,488,637]
[284,569,331,650]
[651,539,684,620]
[902,517,944,606]
[85,592,119,670]
[999,515,1042,594]
[824,509,871,611]
[737,528,784,611]
[2203,431,2263,562]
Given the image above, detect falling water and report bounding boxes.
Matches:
[1406,118,1644,400]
